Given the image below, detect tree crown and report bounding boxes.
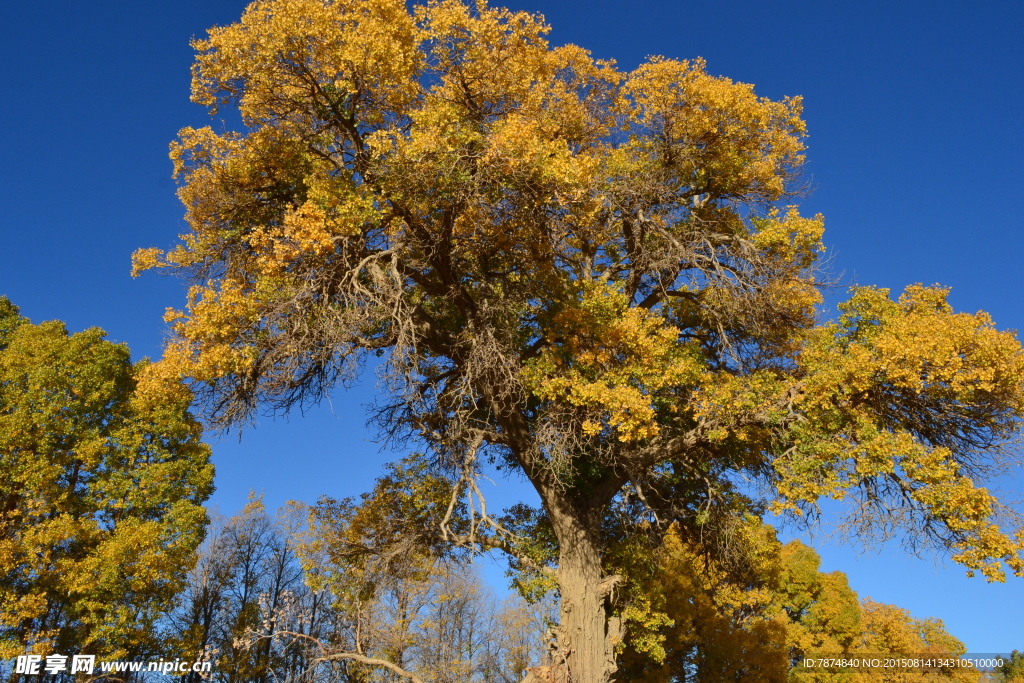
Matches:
[134,1,1024,678]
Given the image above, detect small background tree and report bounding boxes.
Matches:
[166,479,550,683]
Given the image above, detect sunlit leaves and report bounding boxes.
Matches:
[135,0,1024,676]
[0,298,213,659]
[625,57,806,202]
[620,521,979,683]
[524,281,703,442]
[775,285,1024,580]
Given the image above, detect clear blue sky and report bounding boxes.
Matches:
[2,0,1022,654]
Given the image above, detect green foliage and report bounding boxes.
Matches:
[0,297,213,660]
[997,651,1024,683]
[499,503,559,603]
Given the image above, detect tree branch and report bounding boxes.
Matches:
[313,652,427,683]
[264,631,428,683]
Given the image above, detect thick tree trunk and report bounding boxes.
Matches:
[545,501,623,683]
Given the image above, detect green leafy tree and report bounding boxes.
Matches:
[993,651,1024,683]
[134,0,1024,680]
[0,297,213,662]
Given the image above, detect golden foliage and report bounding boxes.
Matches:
[776,285,1024,580]
[0,298,213,660]
[134,0,813,416]
[135,0,1024,678]
[620,520,979,683]
[523,281,703,442]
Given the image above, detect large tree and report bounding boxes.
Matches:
[135,0,1024,680]
[0,298,213,661]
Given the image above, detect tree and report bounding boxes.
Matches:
[297,458,550,683]
[167,498,336,683]
[134,0,1024,680]
[615,517,978,683]
[995,651,1024,683]
[0,297,213,662]
[854,601,979,683]
[168,479,548,683]
[617,517,796,683]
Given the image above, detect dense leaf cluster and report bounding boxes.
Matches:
[0,298,213,662]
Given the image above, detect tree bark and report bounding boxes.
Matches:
[545,496,622,683]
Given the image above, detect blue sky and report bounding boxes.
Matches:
[3,0,1022,654]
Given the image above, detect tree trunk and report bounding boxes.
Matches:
[545,501,622,683]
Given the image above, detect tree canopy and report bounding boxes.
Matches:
[134,0,1024,680]
[0,297,214,661]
